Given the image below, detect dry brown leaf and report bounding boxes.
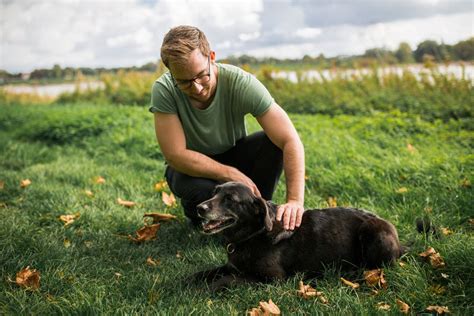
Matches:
[162,192,176,207]
[63,239,71,248]
[398,261,407,267]
[297,281,327,302]
[426,305,450,314]
[248,308,261,316]
[117,198,136,208]
[327,196,337,207]
[340,277,359,289]
[376,302,391,311]
[259,299,281,315]
[95,176,106,184]
[406,143,416,153]
[84,190,94,197]
[430,284,446,295]
[419,247,445,269]
[396,187,408,194]
[154,180,168,191]
[15,266,40,290]
[396,299,410,314]
[20,179,31,188]
[364,269,387,289]
[441,227,453,236]
[144,212,177,223]
[460,178,471,188]
[59,213,79,226]
[0,180,4,190]
[176,251,182,259]
[128,224,160,243]
[146,256,160,266]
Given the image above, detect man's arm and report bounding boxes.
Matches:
[256,103,305,230]
[154,112,262,196]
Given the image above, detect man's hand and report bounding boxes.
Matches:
[224,167,261,198]
[276,201,304,230]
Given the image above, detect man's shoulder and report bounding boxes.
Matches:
[218,63,249,78]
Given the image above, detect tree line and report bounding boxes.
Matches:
[1,37,472,84]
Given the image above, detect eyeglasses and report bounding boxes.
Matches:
[172,56,211,89]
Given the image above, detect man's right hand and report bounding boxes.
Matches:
[223,167,261,198]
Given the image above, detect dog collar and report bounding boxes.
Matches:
[226,226,267,254]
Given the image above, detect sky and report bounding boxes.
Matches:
[1,0,473,73]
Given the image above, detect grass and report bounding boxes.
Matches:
[0,103,473,314]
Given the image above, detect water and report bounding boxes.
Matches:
[2,63,472,97]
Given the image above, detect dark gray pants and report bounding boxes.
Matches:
[165,131,283,224]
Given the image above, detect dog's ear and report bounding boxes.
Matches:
[255,197,273,231]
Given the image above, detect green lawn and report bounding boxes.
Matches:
[0,103,472,314]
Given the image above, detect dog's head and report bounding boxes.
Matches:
[196,182,273,238]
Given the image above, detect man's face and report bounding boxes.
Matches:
[169,49,216,103]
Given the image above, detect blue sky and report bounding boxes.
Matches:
[1,0,472,73]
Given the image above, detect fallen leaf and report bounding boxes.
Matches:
[63,239,71,248]
[419,247,445,269]
[426,305,450,314]
[84,190,94,197]
[340,277,359,289]
[144,212,177,223]
[460,178,471,188]
[20,179,31,188]
[59,213,79,226]
[15,266,40,290]
[364,269,387,289]
[162,192,176,207]
[396,187,408,194]
[154,180,168,191]
[0,181,4,189]
[425,206,433,213]
[297,281,327,302]
[396,299,410,314]
[376,302,391,311]
[398,261,407,267]
[128,224,160,243]
[84,240,93,248]
[407,143,416,153]
[441,227,453,236]
[327,196,337,207]
[176,251,182,259]
[430,284,446,295]
[146,256,160,266]
[248,308,261,316]
[304,174,309,181]
[117,198,136,208]
[441,273,449,279]
[95,176,106,184]
[259,299,281,315]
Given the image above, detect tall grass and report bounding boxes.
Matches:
[0,104,472,314]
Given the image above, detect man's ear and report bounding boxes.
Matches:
[255,197,273,231]
[210,51,216,62]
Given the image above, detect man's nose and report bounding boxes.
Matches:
[190,81,204,93]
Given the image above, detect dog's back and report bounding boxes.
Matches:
[282,207,402,274]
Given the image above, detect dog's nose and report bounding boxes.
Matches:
[196,203,210,217]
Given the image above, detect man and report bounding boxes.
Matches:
[150,25,305,230]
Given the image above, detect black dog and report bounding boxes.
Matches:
[194,182,403,291]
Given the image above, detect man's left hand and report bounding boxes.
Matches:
[276,201,304,230]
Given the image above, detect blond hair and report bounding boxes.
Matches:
[160,25,210,68]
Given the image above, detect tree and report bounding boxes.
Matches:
[395,42,414,63]
[414,40,450,62]
[452,37,474,60]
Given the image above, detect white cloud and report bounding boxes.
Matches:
[0,0,472,72]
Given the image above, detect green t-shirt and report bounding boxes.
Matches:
[149,63,274,155]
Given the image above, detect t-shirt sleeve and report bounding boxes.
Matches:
[238,72,274,117]
[149,80,177,114]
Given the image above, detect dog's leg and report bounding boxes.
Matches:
[192,264,234,284]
